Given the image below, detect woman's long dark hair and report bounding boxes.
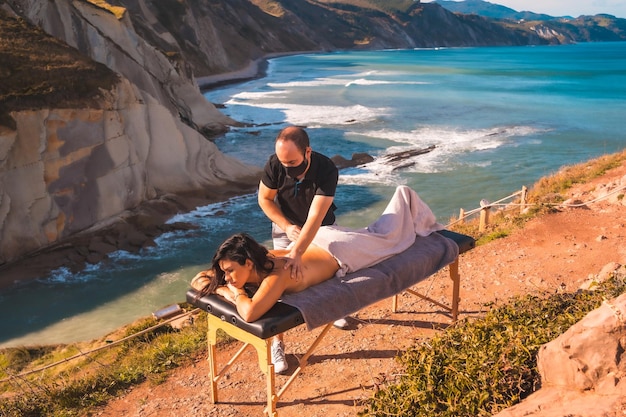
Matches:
[196,233,274,297]
[199,233,274,296]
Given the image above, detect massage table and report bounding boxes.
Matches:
[186,229,475,416]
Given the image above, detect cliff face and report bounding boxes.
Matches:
[0,2,261,266]
[0,78,260,265]
[112,0,556,79]
[4,0,236,136]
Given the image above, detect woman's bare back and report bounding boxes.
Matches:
[270,245,339,293]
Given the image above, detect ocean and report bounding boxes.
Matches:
[1,42,625,347]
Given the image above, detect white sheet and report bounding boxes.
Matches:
[311,185,444,277]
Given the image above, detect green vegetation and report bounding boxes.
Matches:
[359,274,626,417]
[0,311,209,417]
[0,150,624,416]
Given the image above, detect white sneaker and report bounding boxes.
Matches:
[333,317,349,329]
[271,339,288,374]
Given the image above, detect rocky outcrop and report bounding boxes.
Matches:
[0,78,261,268]
[330,146,436,170]
[494,265,626,417]
[4,0,236,137]
[0,0,265,269]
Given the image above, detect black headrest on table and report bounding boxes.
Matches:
[437,230,475,254]
[186,288,305,339]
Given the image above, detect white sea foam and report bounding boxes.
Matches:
[267,78,349,88]
[227,90,288,100]
[266,71,431,89]
[223,102,389,127]
[40,266,74,284]
[339,168,406,187]
[38,261,107,284]
[168,193,258,224]
[345,78,430,87]
[337,123,548,181]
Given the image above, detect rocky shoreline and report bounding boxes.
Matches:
[0,185,258,290]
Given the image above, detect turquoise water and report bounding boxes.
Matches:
[1,42,625,347]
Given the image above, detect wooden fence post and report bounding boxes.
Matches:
[479,199,490,232]
[458,208,465,224]
[479,208,490,231]
[520,186,527,213]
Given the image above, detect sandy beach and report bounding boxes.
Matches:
[196,51,318,91]
[196,58,266,91]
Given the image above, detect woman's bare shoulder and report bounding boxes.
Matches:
[269,248,289,257]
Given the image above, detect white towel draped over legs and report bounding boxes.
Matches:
[311,185,444,277]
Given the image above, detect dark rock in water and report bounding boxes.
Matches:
[331,152,375,169]
[381,145,436,170]
[331,146,436,170]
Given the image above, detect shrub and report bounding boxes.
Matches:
[360,274,626,417]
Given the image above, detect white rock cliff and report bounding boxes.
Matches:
[0,0,261,265]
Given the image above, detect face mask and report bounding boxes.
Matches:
[285,157,308,179]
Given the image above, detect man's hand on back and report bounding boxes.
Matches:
[283,250,304,281]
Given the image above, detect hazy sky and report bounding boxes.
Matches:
[422,0,626,18]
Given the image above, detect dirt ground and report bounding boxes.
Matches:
[93,163,626,417]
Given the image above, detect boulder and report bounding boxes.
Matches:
[493,290,626,417]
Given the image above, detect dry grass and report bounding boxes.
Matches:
[528,149,626,202]
[0,9,119,129]
[449,149,626,245]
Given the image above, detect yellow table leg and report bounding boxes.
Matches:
[448,258,460,321]
[207,332,218,404]
[206,314,279,416]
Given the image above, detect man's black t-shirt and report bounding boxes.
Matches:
[261,151,338,227]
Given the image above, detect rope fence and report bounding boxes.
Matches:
[446,183,626,231]
[447,186,527,231]
[0,308,201,384]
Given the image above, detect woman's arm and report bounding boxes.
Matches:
[227,272,288,322]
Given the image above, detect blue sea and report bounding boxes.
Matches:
[1,42,625,347]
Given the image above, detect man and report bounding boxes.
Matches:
[258,125,347,374]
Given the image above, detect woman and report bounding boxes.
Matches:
[191,232,340,322]
[191,185,443,323]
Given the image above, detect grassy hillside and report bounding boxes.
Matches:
[0,10,118,129]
